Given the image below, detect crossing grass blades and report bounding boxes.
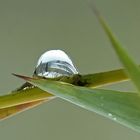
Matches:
[0,5,140,133]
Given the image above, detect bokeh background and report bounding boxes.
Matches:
[0,0,140,139]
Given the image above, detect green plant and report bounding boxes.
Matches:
[0,6,140,133]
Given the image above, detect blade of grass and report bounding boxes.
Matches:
[19,75,140,132]
[0,86,55,120]
[0,100,45,120]
[90,4,140,92]
[0,87,54,109]
[81,68,128,87]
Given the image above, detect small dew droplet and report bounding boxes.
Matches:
[113,117,117,121]
[108,113,113,117]
[108,113,117,121]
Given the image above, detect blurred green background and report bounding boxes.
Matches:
[0,0,140,139]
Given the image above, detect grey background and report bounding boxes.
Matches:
[0,0,140,139]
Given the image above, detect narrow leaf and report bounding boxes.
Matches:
[0,87,54,109]
[18,75,140,132]
[0,100,45,120]
[0,87,55,120]
[90,6,140,92]
[81,68,128,87]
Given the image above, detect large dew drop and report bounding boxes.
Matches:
[34,50,78,78]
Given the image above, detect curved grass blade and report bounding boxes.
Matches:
[0,100,45,120]
[90,5,140,92]
[0,87,54,120]
[18,75,140,132]
[0,87,54,109]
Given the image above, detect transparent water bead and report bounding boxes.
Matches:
[108,113,117,121]
[108,113,113,117]
[34,50,78,78]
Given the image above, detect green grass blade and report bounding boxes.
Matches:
[0,87,55,120]
[0,100,46,120]
[0,86,55,120]
[90,6,140,92]
[0,87,54,109]
[19,75,140,132]
[81,68,128,88]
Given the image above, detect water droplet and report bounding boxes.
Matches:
[108,113,113,117]
[108,113,117,121]
[34,50,78,78]
[113,117,117,121]
[23,87,29,90]
[23,86,34,90]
